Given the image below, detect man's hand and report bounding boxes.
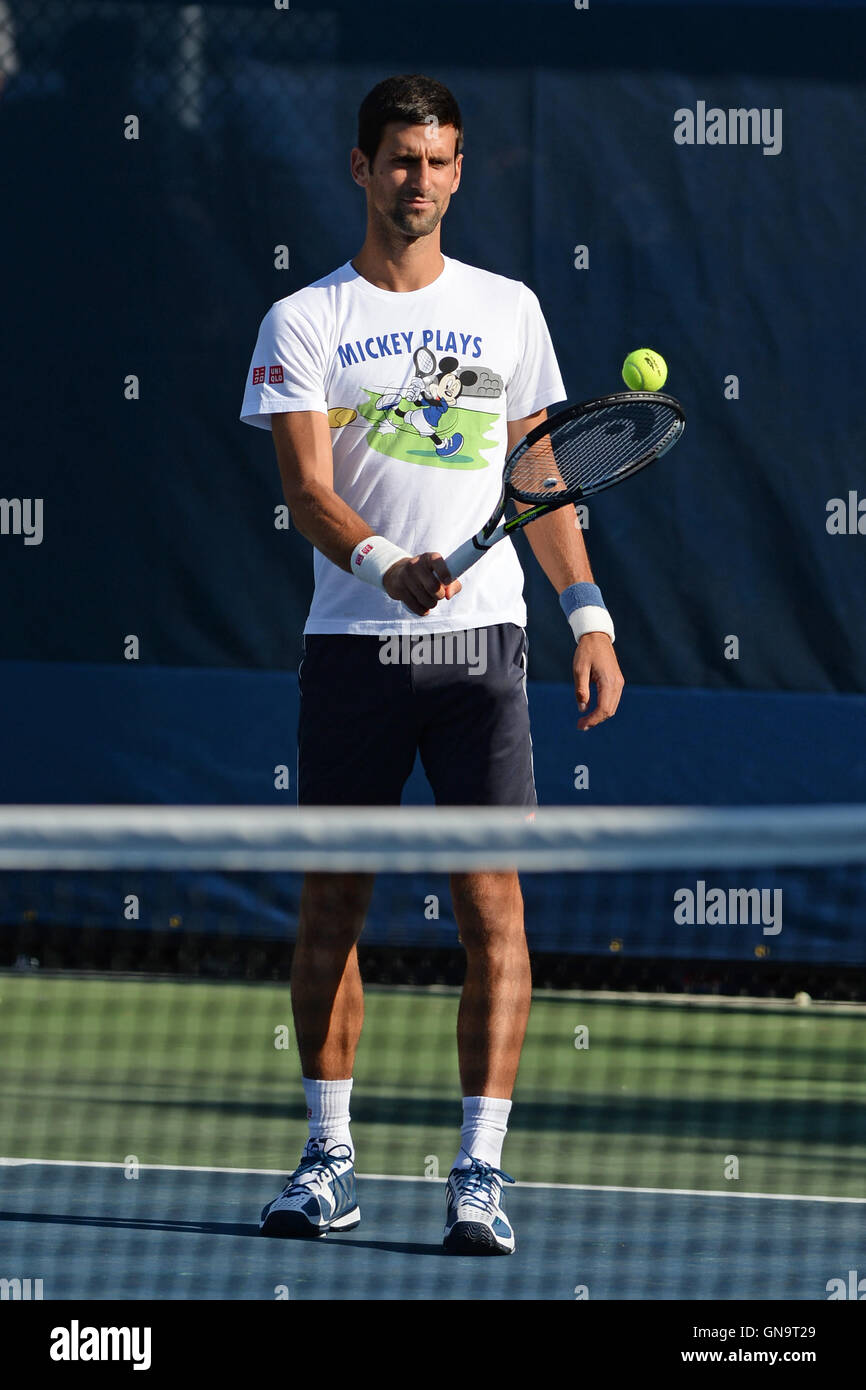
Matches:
[383,553,462,617]
[573,633,624,730]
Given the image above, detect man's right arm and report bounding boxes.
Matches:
[270,411,461,618]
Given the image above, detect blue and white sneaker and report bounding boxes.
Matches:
[443,1158,516,1255]
[259,1140,360,1239]
[375,390,402,411]
[435,433,463,457]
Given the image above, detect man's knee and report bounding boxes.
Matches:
[450,871,524,949]
[299,872,374,943]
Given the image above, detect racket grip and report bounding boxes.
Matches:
[442,536,488,582]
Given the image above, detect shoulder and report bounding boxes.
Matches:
[264,262,353,330]
[445,257,533,304]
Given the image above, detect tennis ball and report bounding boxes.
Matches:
[622,348,668,392]
[793,991,812,1007]
[328,407,357,428]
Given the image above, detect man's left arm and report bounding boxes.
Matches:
[508,410,624,731]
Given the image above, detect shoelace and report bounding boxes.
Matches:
[283,1143,353,1193]
[453,1159,515,1214]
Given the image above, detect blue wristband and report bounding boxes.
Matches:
[559,582,615,643]
[559,582,605,618]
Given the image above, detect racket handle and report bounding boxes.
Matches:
[442,536,489,581]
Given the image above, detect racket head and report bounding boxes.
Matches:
[505,391,685,506]
[413,346,437,376]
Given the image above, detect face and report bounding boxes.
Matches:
[352,121,462,239]
[438,371,464,405]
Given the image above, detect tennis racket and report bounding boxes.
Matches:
[442,391,685,580]
[413,346,437,376]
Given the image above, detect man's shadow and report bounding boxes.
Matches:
[0,1208,443,1255]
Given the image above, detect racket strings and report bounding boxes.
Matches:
[509,402,681,502]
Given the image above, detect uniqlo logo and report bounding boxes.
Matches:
[252,366,265,385]
[269,365,284,384]
[355,543,374,567]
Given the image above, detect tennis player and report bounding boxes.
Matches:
[240,74,624,1255]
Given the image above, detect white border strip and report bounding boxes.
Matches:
[0,804,864,871]
[2,1157,864,1204]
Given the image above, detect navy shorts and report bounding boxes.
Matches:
[297,623,537,807]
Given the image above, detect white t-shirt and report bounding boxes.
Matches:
[240,255,566,634]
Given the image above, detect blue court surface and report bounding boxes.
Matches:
[2,1161,864,1301]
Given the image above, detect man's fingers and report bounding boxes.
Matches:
[578,697,615,730]
[434,576,462,600]
[383,553,462,614]
[571,635,625,730]
[431,553,454,584]
[403,564,453,614]
[409,554,447,602]
[383,560,432,615]
[417,573,444,603]
[577,674,624,730]
[597,671,624,716]
[427,553,462,600]
[574,656,592,712]
[404,570,439,613]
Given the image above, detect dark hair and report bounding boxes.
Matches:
[357,75,463,168]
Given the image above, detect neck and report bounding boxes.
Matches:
[351,233,444,293]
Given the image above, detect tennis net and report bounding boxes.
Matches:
[1,802,865,1302]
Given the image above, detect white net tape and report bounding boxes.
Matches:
[0,804,864,871]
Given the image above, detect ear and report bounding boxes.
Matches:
[459,371,478,387]
[349,146,371,189]
[437,357,458,374]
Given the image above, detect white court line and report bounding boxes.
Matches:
[395,984,866,1015]
[2,1156,865,1205]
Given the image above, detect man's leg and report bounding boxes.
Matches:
[414,624,536,1253]
[291,871,373,1164]
[441,868,530,1255]
[451,869,531,1099]
[259,871,373,1239]
[291,870,374,1081]
[260,634,414,1238]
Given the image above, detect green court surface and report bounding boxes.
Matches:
[1,975,863,1197]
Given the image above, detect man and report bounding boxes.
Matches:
[240,74,624,1255]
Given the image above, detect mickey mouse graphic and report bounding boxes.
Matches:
[375,351,478,458]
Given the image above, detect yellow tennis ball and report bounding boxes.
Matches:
[622,348,667,392]
[328,407,357,428]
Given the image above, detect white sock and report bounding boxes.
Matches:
[302,1077,354,1158]
[453,1095,512,1170]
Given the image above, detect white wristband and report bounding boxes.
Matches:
[560,581,616,644]
[566,606,616,644]
[350,535,410,589]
